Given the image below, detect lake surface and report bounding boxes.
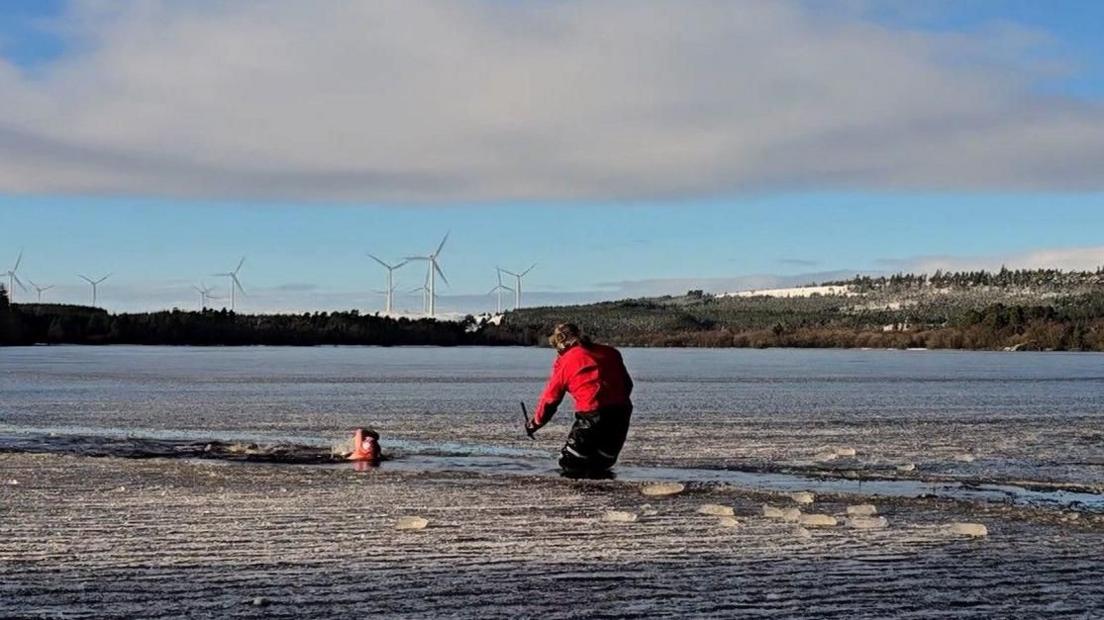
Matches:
[2,346,1102,486]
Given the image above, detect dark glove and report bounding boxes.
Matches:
[525,418,543,438]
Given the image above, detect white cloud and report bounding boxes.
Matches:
[0,1,1101,203]
[881,245,1104,274]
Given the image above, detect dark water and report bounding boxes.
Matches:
[2,346,1103,488]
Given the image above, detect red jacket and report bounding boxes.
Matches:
[533,343,633,426]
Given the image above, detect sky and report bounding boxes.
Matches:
[1,1,1103,314]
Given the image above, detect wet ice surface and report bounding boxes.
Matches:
[3,453,1104,619]
[2,346,1102,487]
[2,346,1104,617]
[5,432,1104,512]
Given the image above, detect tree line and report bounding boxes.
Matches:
[5,265,1104,351]
[0,287,517,347]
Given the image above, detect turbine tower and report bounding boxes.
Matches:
[27,280,54,303]
[213,257,246,311]
[500,264,536,309]
[193,283,220,310]
[3,250,26,302]
[405,233,449,317]
[410,268,433,314]
[488,267,514,314]
[78,273,111,307]
[367,253,407,314]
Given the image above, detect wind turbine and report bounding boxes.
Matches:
[488,268,514,313]
[3,250,26,302]
[78,273,111,307]
[27,280,54,303]
[500,264,536,309]
[213,257,246,311]
[410,268,432,314]
[405,233,449,317]
[367,253,407,314]
[192,283,220,310]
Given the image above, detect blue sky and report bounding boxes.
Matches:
[1,2,1103,313]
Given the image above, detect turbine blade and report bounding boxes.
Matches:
[367,253,389,269]
[394,259,409,269]
[193,285,203,293]
[12,274,26,291]
[403,256,429,262]
[43,285,54,291]
[434,232,449,256]
[501,269,519,277]
[232,275,246,296]
[235,256,246,273]
[434,262,449,286]
[78,274,94,284]
[521,263,536,276]
[13,250,23,272]
[96,273,112,284]
[27,279,38,289]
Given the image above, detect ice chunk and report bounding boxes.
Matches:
[798,514,838,527]
[895,463,916,472]
[603,511,639,523]
[793,526,813,539]
[781,508,802,522]
[698,504,735,517]
[834,447,857,457]
[948,522,988,537]
[848,516,889,529]
[846,504,878,516]
[762,505,785,518]
[953,453,975,463]
[789,491,815,505]
[813,452,838,462]
[717,516,741,528]
[641,482,685,497]
[395,516,429,530]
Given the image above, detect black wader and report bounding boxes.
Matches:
[558,404,633,475]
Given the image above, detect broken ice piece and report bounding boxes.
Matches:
[697,504,735,517]
[641,482,685,497]
[603,511,639,523]
[789,491,815,505]
[781,508,802,522]
[762,505,785,518]
[813,452,838,462]
[846,504,878,516]
[948,522,988,537]
[793,526,813,539]
[848,516,888,529]
[953,453,976,463]
[834,447,857,457]
[798,514,838,527]
[896,463,916,472]
[395,516,429,530]
[717,516,741,528]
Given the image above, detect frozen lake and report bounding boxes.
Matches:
[2,346,1102,488]
[4,346,1104,617]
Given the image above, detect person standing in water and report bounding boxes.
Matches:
[526,323,634,475]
